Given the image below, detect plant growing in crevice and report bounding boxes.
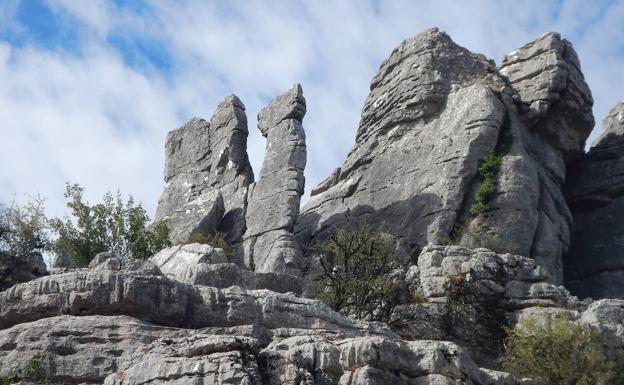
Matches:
[470,110,513,217]
[0,353,60,385]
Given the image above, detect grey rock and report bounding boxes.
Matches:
[243,84,307,275]
[0,252,47,291]
[89,251,121,270]
[296,29,591,284]
[155,95,254,244]
[500,32,594,161]
[51,253,85,269]
[296,28,506,252]
[150,243,302,293]
[565,101,624,299]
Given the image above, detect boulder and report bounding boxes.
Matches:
[565,101,624,298]
[243,84,307,276]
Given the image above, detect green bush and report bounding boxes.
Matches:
[50,183,171,264]
[312,227,409,324]
[0,353,59,385]
[502,313,624,385]
[470,111,512,217]
[0,197,51,290]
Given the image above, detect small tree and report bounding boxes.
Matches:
[502,313,624,385]
[0,197,51,290]
[312,227,409,323]
[50,183,170,264]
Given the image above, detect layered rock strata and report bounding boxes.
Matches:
[296,29,594,284]
[154,95,254,244]
[243,84,307,275]
[565,101,624,299]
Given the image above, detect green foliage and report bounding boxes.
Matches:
[470,111,512,217]
[0,197,51,290]
[184,231,234,255]
[0,197,51,258]
[50,183,171,264]
[312,227,409,323]
[502,313,624,385]
[0,353,59,385]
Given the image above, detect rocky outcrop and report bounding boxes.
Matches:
[394,245,589,366]
[243,84,307,276]
[0,252,47,291]
[154,95,254,244]
[565,101,624,299]
[499,32,594,161]
[296,28,594,284]
[150,243,303,293]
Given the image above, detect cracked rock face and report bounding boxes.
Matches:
[295,29,593,284]
[154,95,254,244]
[243,84,307,276]
[296,28,506,251]
[565,101,624,299]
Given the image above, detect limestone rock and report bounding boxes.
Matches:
[243,84,307,275]
[565,101,624,299]
[500,32,594,160]
[155,95,254,244]
[0,252,47,291]
[150,243,302,293]
[296,28,505,251]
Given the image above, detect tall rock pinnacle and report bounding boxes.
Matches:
[243,84,307,275]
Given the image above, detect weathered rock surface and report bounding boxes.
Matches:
[0,252,47,291]
[154,95,254,244]
[243,84,307,276]
[499,32,594,160]
[150,243,303,293]
[565,101,624,299]
[394,245,591,367]
[296,29,594,284]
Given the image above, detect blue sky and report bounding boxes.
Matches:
[0,0,623,219]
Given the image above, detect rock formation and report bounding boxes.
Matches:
[3,27,624,385]
[296,29,594,284]
[565,101,624,299]
[243,84,307,275]
[154,95,253,244]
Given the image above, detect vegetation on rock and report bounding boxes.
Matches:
[50,183,171,263]
[311,227,410,324]
[502,313,624,385]
[470,110,513,217]
[183,231,234,256]
[0,353,59,385]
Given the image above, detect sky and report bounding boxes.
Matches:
[0,0,623,220]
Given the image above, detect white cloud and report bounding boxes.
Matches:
[0,0,622,220]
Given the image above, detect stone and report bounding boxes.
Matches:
[499,32,594,161]
[89,251,121,270]
[154,95,254,244]
[296,29,594,285]
[0,252,47,291]
[149,243,302,293]
[243,84,307,276]
[565,101,624,299]
[51,253,84,269]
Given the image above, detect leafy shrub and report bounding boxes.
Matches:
[0,197,51,290]
[50,183,171,264]
[311,227,409,323]
[470,111,512,217]
[502,313,624,385]
[0,197,51,259]
[0,353,59,385]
